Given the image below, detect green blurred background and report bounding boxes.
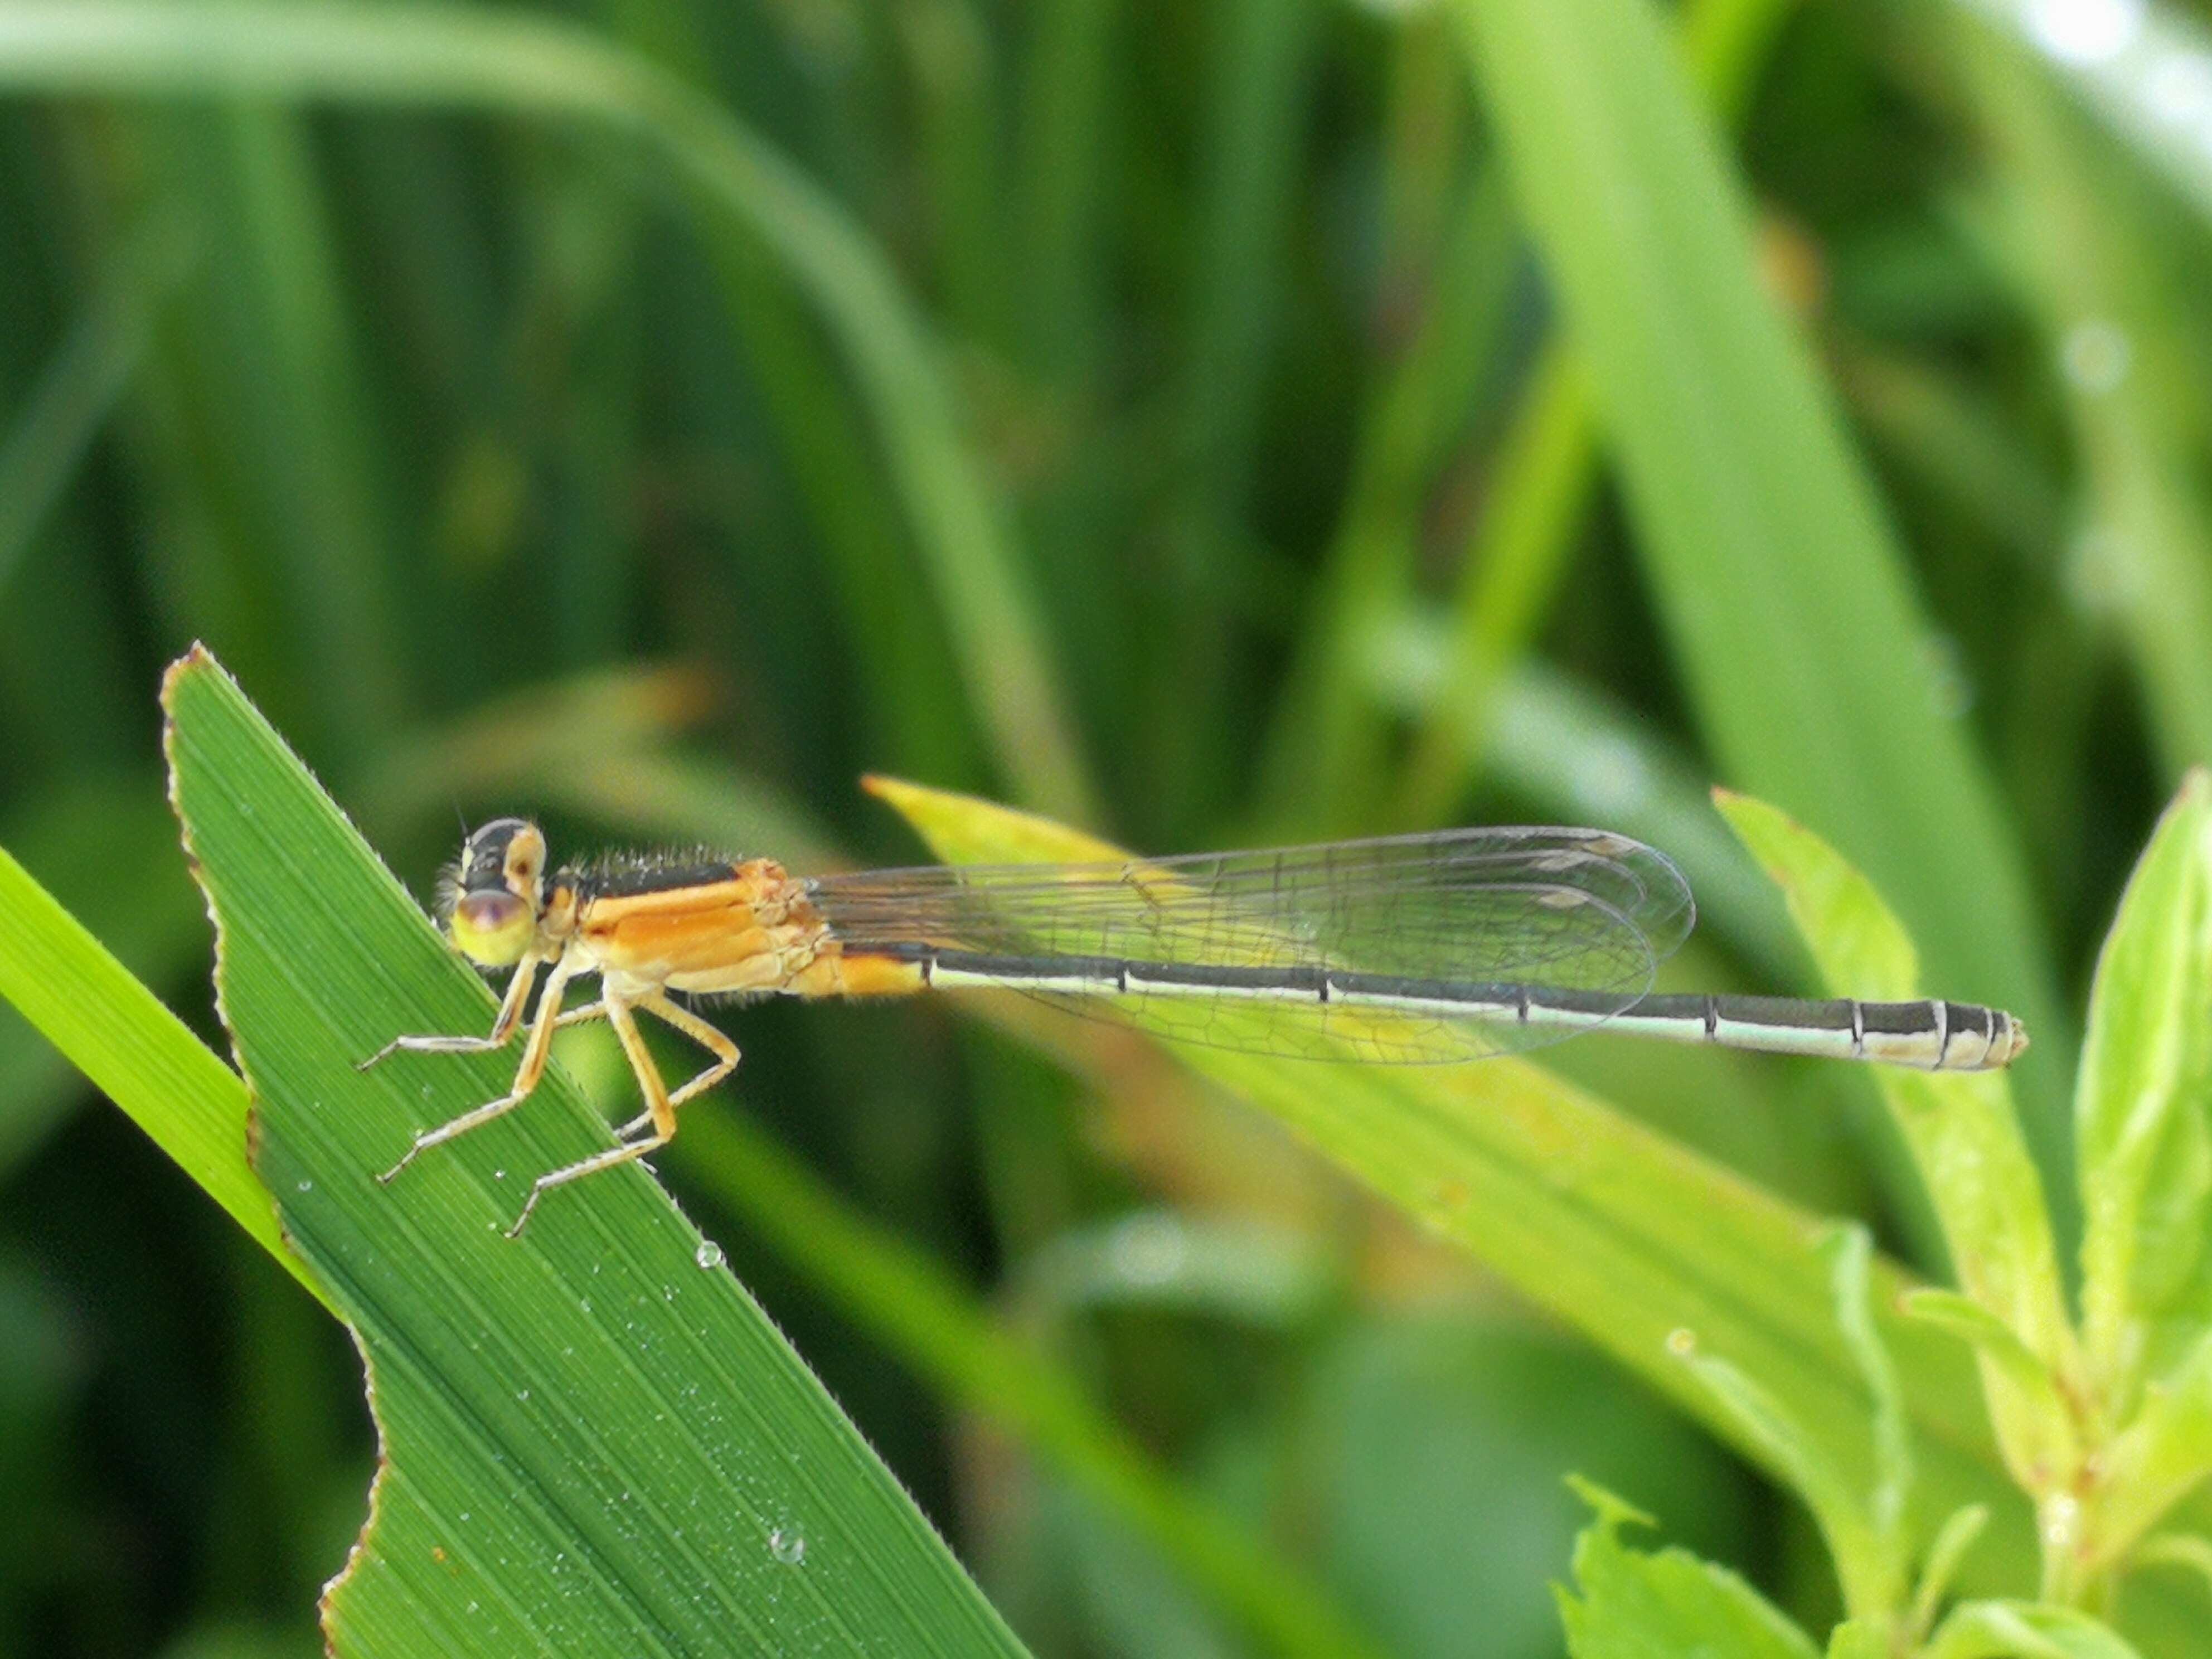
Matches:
[2,0,2209,1652]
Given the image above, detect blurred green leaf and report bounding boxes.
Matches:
[1446,0,2074,1187]
[1553,1478,1818,1659]
[1954,33,2212,779]
[162,648,1029,1655]
[1715,789,2077,1497]
[1396,344,1597,830]
[1899,1291,2072,1444]
[1911,1505,1993,1644]
[1922,1600,2144,1659]
[1944,0,2212,227]
[2076,769,2212,1402]
[2130,1530,2212,1603]
[2097,1327,2212,1572]
[1681,1347,1904,1620]
[1296,1313,1756,1659]
[1677,1230,1909,1621]
[214,101,412,758]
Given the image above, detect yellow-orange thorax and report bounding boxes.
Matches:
[561,858,924,1000]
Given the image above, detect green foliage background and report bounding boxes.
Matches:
[3,0,2211,1653]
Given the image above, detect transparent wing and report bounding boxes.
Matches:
[807,827,1695,1063]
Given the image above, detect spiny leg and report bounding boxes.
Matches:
[359,955,541,1069]
[379,963,576,1184]
[507,996,685,1238]
[609,992,739,1141]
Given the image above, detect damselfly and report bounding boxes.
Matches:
[366,817,2027,1234]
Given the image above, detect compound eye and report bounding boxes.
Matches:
[449,889,532,966]
[457,890,522,932]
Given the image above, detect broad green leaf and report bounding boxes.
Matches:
[1443,0,2072,1183]
[2076,770,2212,1400]
[1553,1478,1818,1659]
[0,1,1094,826]
[1824,1622,1888,1659]
[1715,790,2077,1493]
[162,650,1028,1656]
[1923,1601,2145,1659]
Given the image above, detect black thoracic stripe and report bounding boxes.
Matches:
[573,858,741,899]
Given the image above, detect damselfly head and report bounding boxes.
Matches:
[438,818,546,967]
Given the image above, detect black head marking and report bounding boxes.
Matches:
[459,818,533,891]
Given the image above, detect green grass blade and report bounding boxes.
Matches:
[1148,0,1327,830]
[1015,0,1113,382]
[1397,0,1799,831]
[0,773,214,1180]
[1265,152,1523,831]
[0,207,189,604]
[1444,0,2075,1181]
[210,101,411,761]
[1396,344,1596,828]
[0,806,315,1308]
[162,648,1029,1656]
[0,1,1094,826]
